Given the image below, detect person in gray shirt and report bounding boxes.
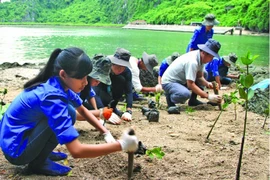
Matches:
[162,39,222,114]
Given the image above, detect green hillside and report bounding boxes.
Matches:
[0,0,268,32]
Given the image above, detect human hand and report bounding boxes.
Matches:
[208,94,222,103]
[103,131,116,143]
[121,110,132,121]
[107,112,122,125]
[99,107,113,120]
[155,84,163,92]
[118,129,138,152]
[206,82,213,89]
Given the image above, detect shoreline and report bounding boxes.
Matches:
[0,24,268,36]
[123,24,269,36]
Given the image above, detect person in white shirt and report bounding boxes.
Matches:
[129,52,162,101]
[162,39,222,114]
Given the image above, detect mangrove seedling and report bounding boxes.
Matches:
[206,100,230,140]
[262,105,270,129]
[185,107,195,114]
[235,51,258,180]
[223,90,243,121]
[120,102,127,112]
[146,147,165,160]
[155,92,161,108]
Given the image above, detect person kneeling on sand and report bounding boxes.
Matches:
[205,52,239,89]
[129,51,162,101]
[77,54,113,125]
[161,39,222,114]
[92,48,134,124]
[0,47,138,176]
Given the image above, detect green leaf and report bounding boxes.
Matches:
[146,147,165,160]
[241,56,253,65]
[247,89,254,100]
[239,88,247,99]
[222,102,229,109]
[263,105,270,116]
[252,55,260,61]
[239,75,245,86]
[244,74,254,88]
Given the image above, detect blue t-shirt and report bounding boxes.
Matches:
[0,76,82,158]
[158,59,169,77]
[205,57,224,77]
[186,25,214,52]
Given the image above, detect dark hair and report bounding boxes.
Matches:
[24,47,92,89]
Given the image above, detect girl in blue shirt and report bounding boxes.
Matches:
[0,47,138,176]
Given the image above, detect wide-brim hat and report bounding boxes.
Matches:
[198,39,221,58]
[222,53,238,66]
[89,55,112,85]
[202,14,220,26]
[142,52,158,74]
[108,48,131,68]
[166,52,180,65]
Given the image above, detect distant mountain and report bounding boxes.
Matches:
[0,0,268,32]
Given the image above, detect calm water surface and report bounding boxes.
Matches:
[0,25,268,66]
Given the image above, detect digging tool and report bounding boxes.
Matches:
[128,129,135,180]
[212,81,221,110]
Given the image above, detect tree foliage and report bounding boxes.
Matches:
[0,0,268,32]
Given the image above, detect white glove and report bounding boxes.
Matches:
[208,94,222,103]
[103,131,116,143]
[155,84,163,93]
[107,112,122,125]
[121,112,132,121]
[118,130,138,152]
[206,82,213,89]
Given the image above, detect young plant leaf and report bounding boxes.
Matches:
[239,88,247,100]
[244,74,254,88]
[146,147,165,160]
[185,107,195,114]
[241,56,253,65]
[222,102,229,109]
[247,89,254,100]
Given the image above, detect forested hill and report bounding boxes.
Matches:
[0,0,268,32]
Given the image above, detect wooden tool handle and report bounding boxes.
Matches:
[128,128,135,180]
[212,82,221,110]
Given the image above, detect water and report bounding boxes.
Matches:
[0,25,268,66]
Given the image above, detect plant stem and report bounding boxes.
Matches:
[235,92,249,180]
[234,104,237,121]
[262,115,268,128]
[206,110,223,140]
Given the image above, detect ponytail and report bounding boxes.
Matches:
[24,47,93,89]
[24,48,62,89]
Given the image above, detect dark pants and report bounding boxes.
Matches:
[4,104,76,166]
[207,72,232,85]
[93,75,127,110]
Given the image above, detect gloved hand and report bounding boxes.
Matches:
[206,82,213,89]
[208,94,222,103]
[118,129,138,152]
[103,131,116,143]
[99,107,113,120]
[121,110,132,121]
[155,84,163,93]
[107,112,122,125]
